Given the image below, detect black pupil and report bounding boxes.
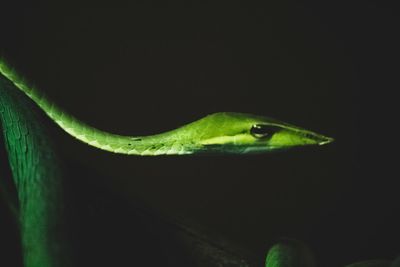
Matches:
[250,124,280,138]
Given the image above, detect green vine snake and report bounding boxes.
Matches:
[0,57,338,267]
[0,59,333,157]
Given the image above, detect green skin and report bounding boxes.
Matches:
[1,67,69,266]
[0,58,333,267]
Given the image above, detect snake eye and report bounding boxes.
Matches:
[250,124,281,139]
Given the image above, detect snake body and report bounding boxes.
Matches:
[0,58,334,267]
[1,68,69,267]
[0,59,332,156]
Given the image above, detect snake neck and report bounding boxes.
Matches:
[0,60,197,156]
[62,127,196,156]
[21,94,195,155]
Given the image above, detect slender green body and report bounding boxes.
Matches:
[0,75,70,267]
[0,59,333,156]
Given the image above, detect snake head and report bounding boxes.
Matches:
[195,112,334,154]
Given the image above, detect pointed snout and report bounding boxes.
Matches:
[317,135,334,145]
[293,130,334,147]
[305,132,334,146]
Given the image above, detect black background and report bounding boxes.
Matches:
[0,2,399,267]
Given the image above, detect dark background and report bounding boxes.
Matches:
[0,2,398,267]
